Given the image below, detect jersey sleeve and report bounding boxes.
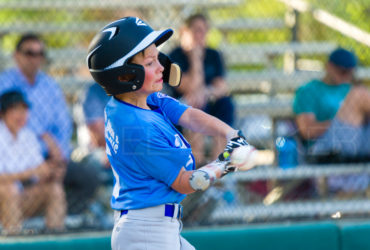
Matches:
[293,84,316,115]
[148,93,189,125]
[133,134,192,186]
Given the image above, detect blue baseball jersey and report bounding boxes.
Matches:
[105,92,195,210]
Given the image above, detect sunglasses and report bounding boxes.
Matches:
[19,49,45,58]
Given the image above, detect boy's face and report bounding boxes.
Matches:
[132,44,164,94]
[3,103,29,134]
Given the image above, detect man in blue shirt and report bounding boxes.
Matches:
[82,83,110,155]
[0,33,100,215]
[81,82,113,187]
[0,35,72,160]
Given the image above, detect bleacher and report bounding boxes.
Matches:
[0,0,369,234]
[214,162,370,223]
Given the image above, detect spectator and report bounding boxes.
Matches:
[0,91,66,235]
[169,13,235,165]
[293,47,370,193]
[82,83,110,161]
[80,82,112,184]
[76,82,114,228]
[0,33,100,216]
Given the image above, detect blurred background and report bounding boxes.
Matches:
[0,0,369,248]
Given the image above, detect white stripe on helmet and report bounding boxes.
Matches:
[105,30,166,70]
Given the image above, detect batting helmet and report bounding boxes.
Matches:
[87,17,180,95]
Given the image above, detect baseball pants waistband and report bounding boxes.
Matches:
[119,203,183,219]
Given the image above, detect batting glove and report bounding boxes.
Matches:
[218,130,249,174]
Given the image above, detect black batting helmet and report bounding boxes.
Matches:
[86,17,175,95]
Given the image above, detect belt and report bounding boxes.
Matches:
[120,204,183,219]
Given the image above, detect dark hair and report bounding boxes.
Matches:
[0,90,30,113]
[16,33,43,51]
[185,13,208,28]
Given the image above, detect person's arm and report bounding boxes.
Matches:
[178,107,237,139]
[42,133,65,162]
[82,84,109,149]
[293,82,329,140]
[206,50,229,99]
[357,86,370,114]
[86,119,110,167]
[207,77,229,100]
[296,113,331,140]
[87,119,106,148]
[176,49,204,96]
[41,133,67,181]
[175,48,208,108]
[48,84,73,160]
[174,108,251,194]
[171,167,195,194]
[0,162,50,183]
[171,130,250,194]
[171,164,224,194]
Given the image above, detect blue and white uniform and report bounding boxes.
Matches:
[106,92,196,250]
[105,92,195,210]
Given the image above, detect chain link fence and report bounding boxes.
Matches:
[0,0,369,235]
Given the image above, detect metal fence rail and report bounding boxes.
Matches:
[228,163,370,181]
[211,199,370,222]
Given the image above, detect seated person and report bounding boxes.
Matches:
[81,82,112,184]
[0,91,66,235]
[293,48,370,194]
[0,33,100,215]
[169,14,236,223]
[169,13,235,165]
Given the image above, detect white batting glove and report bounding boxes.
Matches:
[218,130,248,161]
[218,130,256,174]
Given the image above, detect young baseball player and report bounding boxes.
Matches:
[87,17,252,250]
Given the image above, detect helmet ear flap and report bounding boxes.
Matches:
[91,63,145,96]
[159,52,181,87]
